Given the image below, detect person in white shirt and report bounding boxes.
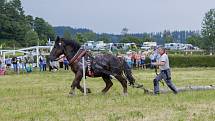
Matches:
[152,47,178,94]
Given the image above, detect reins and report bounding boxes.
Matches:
[54,55,66,61]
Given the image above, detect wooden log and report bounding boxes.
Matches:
[160,85,215,94]
[136,85,215,94]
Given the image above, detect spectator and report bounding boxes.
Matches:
[17,58,22,74]
[25,53,33,73]
[39,55,44,71]
[0,56,3,69]
[22,56,27,71]
[59,54,64,68]
[141,52,146,69]
[63,57,69,70]
[43,56,47,71]
[124,52,133,68]
[27,52,34,64]
[26,63,32,73]
[131,52,136,68]
[49,61,58,72]
[135,51,141,69]
[11,56,18,73]
[0,56,5,75]
[149,48,159,69]
[5,58,11,69]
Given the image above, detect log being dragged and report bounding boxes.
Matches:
[134,85,215,94]
[159,85,215,94]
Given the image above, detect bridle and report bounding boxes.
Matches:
[54,42,87,66]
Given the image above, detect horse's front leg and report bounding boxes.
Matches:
[76,80,92,93]
[69,71,83,96]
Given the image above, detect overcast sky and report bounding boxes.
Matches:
[21,0,215,34]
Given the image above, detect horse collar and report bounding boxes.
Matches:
[68,49,87,65]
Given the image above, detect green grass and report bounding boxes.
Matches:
[0,68,215,121]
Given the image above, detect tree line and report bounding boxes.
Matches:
[54,26,199,46]
[0,0,214,52]
[0,0,55,48]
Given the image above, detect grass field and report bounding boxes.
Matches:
[0,68,215,121]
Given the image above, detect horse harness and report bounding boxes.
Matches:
[62,48,112,77]
[55,44,147,90]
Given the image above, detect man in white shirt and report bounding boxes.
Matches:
[152,47,178,94]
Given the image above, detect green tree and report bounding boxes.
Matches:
[164,36,173,43]
[24,30,39,46]
[0,0,55,47]
[120,36,143,45]
[82,32,96,41]
[142,33,154,42]
[0,0,5,12]
[163,30,173,43]
[97,33,111,43]
[0,0,30,46]
[186,35,202,47]
[26,15,34,29]
[63,29,72,40]
[201,8,215,51]
[34,17,55,45]
[75,33,86,44]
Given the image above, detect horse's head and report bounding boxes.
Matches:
[49,36,81,61]
[50,36,65,61]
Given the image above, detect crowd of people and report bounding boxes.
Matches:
[0,53,68,75]
[2,54,34,74]
[118,49,159,70]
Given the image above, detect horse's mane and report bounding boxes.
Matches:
[63,39,81,52]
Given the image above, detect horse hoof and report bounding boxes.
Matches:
[69,90,75,96]
[101,91,106,95]
[123,93,128,96]
[68,93,75,97]
[87,88,92,93]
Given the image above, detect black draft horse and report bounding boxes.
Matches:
[49,37,137,96]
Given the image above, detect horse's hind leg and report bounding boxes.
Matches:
[101,75,113,94]
[114,75,128,96]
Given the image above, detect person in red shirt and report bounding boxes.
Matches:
[135,51,141,69]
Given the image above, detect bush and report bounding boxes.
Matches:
[169,55,215,67]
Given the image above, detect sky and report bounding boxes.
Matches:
[21,0,215,34]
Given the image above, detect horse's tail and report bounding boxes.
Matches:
[123,59,135,85]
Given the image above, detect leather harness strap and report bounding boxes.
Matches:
[69,49,87,65]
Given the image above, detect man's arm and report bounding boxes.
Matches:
[152,61,166,66]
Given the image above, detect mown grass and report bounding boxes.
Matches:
[0,68,215,121]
